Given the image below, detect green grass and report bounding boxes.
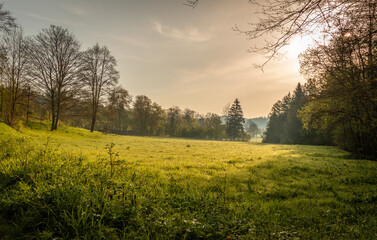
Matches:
[0,120,376,239]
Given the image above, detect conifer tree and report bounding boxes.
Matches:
[226,98,245,140]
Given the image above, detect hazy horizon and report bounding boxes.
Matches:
[4,0,307,118]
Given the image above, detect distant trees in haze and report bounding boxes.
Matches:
[245,119,260,138]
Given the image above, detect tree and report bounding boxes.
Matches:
[263,93,292,143]
[108,86,132,132]
[245,119,259,138]
[0,27,30,126]
[133,95,152,136]
[166,106,182,137]
[226,98,245,140]
[132,95,164,136]
[281,83,306,144]
[0,3,16,33]
[80,44,119,132]
[205,112,225,139]
[29,25,82,131]
[149,103,165,136]
[299,24,377,157]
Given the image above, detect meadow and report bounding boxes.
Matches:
[0,121,376,239]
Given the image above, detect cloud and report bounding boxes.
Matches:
[154,21,211,43]
[53,2,91,16]
[26,13,86,27]
[109,34,149,47]
[65,6,91,16]
[176,56,253,84]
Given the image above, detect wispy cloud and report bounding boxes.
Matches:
[109,34,149,48]
[26,13,86,27]
[53,2,91,16]
[65,6,91,16]
[154,21,211,43]
[177,57,253,84]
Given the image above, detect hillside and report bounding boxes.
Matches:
[0,121,376,239]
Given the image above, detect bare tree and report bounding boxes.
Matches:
[0,27,30,125]
[0,3,16,117]
[0,3,16,33]
[80,44,119,132]
[29,25,82,131]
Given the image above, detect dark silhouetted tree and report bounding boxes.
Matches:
[0,27,30,126]
[226,98,245,140]
[80,44,119,132]
[263,93,292,143]
[29,25,82,131]
[281,83,306,144]
[0,3,16,33]
[299,21,377,158]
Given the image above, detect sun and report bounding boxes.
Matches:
[287,35,315,57]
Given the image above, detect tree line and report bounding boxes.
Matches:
[263,0,377,159]
[0,4,252,141]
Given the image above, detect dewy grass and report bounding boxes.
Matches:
[0,120,376,239]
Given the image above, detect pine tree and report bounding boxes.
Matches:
[282,83,306,144]
[226,98,245,140]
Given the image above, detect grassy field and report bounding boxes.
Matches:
[0,121,376,239]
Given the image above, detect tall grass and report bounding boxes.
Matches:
[0,121,376,239]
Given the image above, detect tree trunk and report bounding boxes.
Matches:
[54,107,60,130]
[0,88,3,113]
[54,91,61,131]
[51,114,55,131]
[90,108,97,132]
[10,94,16,126]
[26,90,30,123]
[50,100,55,131]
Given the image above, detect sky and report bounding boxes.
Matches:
[3,0,308,118]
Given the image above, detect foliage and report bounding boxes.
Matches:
[263,83,330,145]
[226,98,247,141]
[1,121,377,239]
[299,17,377,158]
